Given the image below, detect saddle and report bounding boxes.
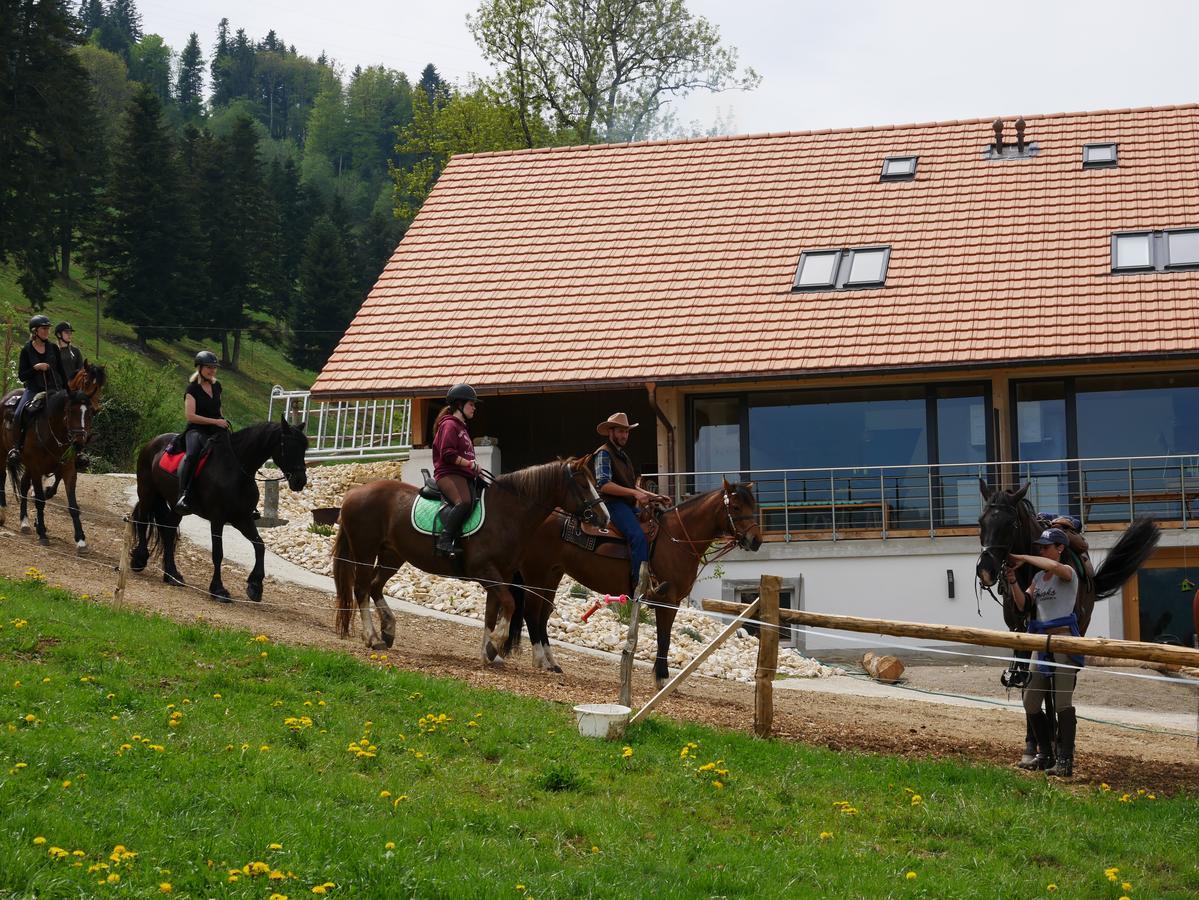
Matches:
[158,439,214,479]
[562,505,659,560]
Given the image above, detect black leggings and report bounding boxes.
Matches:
[184,429,207,460]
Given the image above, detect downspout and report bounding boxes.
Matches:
[645,382,677,499]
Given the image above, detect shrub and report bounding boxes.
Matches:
[308,522,335,537]
[88,357,179,472]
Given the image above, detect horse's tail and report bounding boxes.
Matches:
[1094,516,1161,599]
[332,524,357,637]
[130,497,163,568]
[504,572,526,657]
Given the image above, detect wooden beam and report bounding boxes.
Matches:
[618,564,651,707]
[754,575,780,738]
[701,599,1199,669]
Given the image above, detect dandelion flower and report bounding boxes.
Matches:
[311,887,327,895]
[260,745,271,752]
[819,832,833,841]
[213,693,222,699]
[61,780,71,788]
[1046,885,1057,893]
[905,871,917,880]
[379,790,391,798]
[591,846,600,853]
[33,836,46,845]
[268,842,283,850]
[385,841,395,850]
[910,794,923,806]
[1121,883,1132,892]
[107,873,121,884]
[159,884,173,893]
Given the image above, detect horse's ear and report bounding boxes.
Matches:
[280,414,291,429]
[1013,481,1031,501]
[743,481,755,493]
[722,476,731,491]
[979,478,994,501]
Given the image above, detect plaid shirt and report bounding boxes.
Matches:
[594,448,613,487]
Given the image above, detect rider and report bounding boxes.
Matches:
[591,412,672,598]
[1007,527,1082,777]
[55,322,83,384]
[432,383,482,557]
[175,350,229,515]
[9,315,66,464]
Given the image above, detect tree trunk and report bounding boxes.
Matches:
[220,331,230,366]
[230,328,242,371]
[861,651,905,684]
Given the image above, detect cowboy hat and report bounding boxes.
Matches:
[596,412,639,435]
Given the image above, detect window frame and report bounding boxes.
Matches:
[1164,228,1199,270]
[880,155,918,181]
[843,246,891,287]
[792,250,843,289]
[1083,142,1118,169]
[1111,231,1154,273]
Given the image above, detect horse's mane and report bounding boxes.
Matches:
[495,458,568,498]
[674,481,756,511]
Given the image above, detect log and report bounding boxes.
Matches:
[862,651,905,683]
[700,599,1199,669]
[754,575,780,737]
[618,563,650,707]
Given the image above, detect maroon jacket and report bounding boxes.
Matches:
[433,414,476,480]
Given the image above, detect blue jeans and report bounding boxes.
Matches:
[607,499,648,593]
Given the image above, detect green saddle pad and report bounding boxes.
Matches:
[410,492,485,537]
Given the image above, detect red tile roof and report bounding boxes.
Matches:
[312,104,1199,397]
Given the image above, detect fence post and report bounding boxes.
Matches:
[619,563,650,707]
[113,516,134,608]
[754,574,780,738]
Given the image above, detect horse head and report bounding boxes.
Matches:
[721,479,763,551]
[976,479,1033,588]
[565,454,609,528]
[272,416,309,492]
[69,361,107,411]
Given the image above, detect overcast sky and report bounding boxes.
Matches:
[138,0,1199,135]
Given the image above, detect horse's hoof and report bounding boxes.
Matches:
[484,642,501,663]
[163,572,185,587]
[550,665,563,674]
[37,535,49,547]
[211,589,232,604]
[19,521,30,534]
[246,582,263,602]
[383,632,396,649]
[76,540,88,555]
[370,639,387,651]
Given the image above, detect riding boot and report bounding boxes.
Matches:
[436,501,472,556]
[1017,711,1055,771]
[1046,708,1076,777]
[175,457,195,515]
[7,421,25,464]
[1018,715,1038,767]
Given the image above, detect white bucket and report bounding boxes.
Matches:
[572,703,631,740]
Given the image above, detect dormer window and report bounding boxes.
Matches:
[794,246,891,291]
[1083,143,1118,168]
[881,156,917,181]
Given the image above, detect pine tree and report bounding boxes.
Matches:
[291,216,353,369]
[99,0,142,59]
[176,32,205,123]
[77,0,104,37]
[103,86,190,345]
[210,18,231,105]
[418,63,449,107]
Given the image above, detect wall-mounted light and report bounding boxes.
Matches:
[947,569,956,599]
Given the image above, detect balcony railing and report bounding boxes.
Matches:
[647,454,1199,541]
[266,386,411,463]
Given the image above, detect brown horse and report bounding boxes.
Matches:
[333,457,608,656]
[0,386,97,549]
[512,480,762,686]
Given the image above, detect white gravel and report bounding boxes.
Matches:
[262,461,834,682]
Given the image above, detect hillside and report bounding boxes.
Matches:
[0,267,317,428]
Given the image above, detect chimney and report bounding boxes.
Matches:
[992,118,1004,153]
[1015,117,1026,153]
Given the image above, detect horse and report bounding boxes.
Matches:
[510,480,762,686]
[0,387,96,549]
[67,361,107,411]
[332,457,609,656]
[130,418,309,603]
[975,479,1160,635]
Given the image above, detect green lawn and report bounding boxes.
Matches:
[0,268,316,427]
[1,576,1194,898]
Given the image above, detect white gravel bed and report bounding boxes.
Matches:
[262,461,835,682]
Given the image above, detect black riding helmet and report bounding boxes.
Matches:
[195,350,220,368]
[29,314,51,333]
[446,383,480,407]
[55,321,72,337]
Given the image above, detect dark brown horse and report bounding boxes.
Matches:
[333,457,608,656]
[0,386,97,549]
[512,480,762,686]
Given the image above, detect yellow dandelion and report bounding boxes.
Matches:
[270,870,287,880]
[228,874,239,882]
[261,651,269,658]
[819,832,833,841]
[33,836,46,845]
[61,780,71,788]
[379,790,391,798]
[268,842,283,850]
[621,746,633,758]
[910,794,923,806]
[213,693,222,699]
[591,846,600,853]
[393,795,409,806]
[159,884,173,893]
[311,887,327,895]
[260,745,271,752]
[385,841,396,850]
[1047,885,1057,893]
[269,895,289,900]
[106,873,121,884]
[905,871,917,880]
[1121,883,1132,892]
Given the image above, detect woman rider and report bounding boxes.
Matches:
[175,351,229,514]
[1006,527,1081,777]
[431,383,481,556]
[9,315,66,464]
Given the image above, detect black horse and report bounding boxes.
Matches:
[131,418,309,603]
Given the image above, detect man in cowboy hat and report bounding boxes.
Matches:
[591,412,672,598]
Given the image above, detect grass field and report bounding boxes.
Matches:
[1,575,1195,898]
[0,268,315,427]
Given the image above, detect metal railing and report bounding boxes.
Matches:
[266,386,411,463]
[647,454,1199,540]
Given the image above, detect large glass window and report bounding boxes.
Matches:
[690,396,741,492]
[937,386,989,525]
[1015,381,1070,515]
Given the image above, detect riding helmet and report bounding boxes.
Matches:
[446,383,480,406]
[194,350,220,368]
[28,314,51,332]
[55,321,72,337]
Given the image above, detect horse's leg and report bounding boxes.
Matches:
[130,501,150,572]
[370,546,401,650]
[653,602,680,689]
[233,518,266,602]
[18,472,30,534]
[44,472,60,501]
[208,520,231,603]
[0,453,7,527]
[481,582,515,663]
[31,476,48,546]
[157,499,185,586]
[537,593,563,674]
[64,468,86,553]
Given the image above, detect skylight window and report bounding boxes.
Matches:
[880,156,917,181]
[1112,233,1152,271]
[793,246,892,291]
[1166,229,1199,268]
[1083,143,1118,168]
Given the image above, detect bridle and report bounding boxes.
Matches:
[672,485,759,563]
[483,460,606,523]
[35,392,90,458]
[978,495,1034,607]
[270,428,307,485]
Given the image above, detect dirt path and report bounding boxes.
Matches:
[6,474,1199,795]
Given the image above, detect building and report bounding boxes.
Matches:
[313,104,1199,652]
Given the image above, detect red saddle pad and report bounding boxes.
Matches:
[159,448,211,478]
